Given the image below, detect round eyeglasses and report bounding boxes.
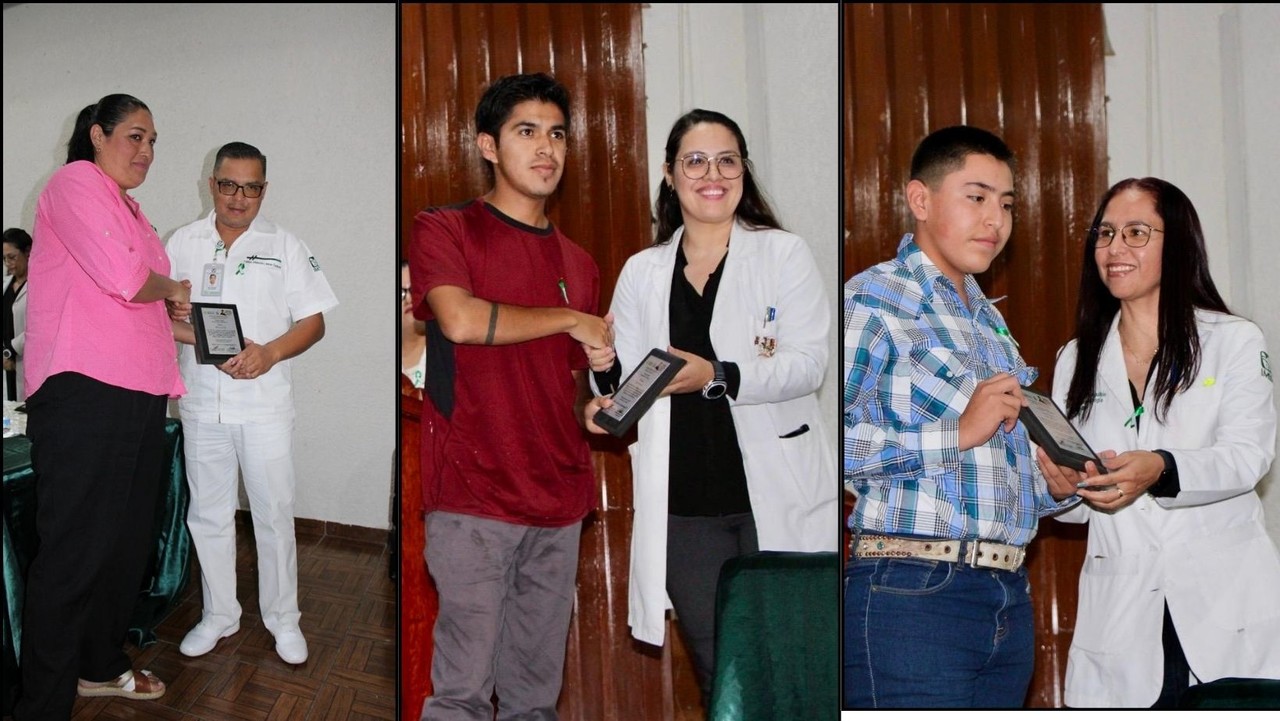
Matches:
[1092,222,1163,248]
[675,152,745,180]
[216,180,265,199]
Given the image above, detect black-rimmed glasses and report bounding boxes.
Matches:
[1092,222,1163,248]
[675,152,745,180]
[216,180,265,199]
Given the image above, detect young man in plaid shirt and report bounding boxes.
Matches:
[842,126,1087,708]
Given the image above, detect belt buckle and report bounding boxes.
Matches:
[964,540,1024,571]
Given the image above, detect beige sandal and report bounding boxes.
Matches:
[76,669,166,700]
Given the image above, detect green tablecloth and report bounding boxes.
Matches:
[1179,677,1280,708]
[709,551,839,721]
[2,419,191,714]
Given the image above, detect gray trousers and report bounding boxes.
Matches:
[421,511,582,721]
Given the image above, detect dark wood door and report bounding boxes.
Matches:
[845,3,1107,707]
[400,4,703,719]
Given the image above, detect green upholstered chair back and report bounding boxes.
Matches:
[708,551,839,721]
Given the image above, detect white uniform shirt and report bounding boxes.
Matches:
[167,212,338,423]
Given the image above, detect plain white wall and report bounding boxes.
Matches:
[642,2,841,416]
[1103,3,1280,544]
[2,3,396,530]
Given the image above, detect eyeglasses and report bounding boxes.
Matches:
[1092,222,1164,248]
[400,287,411,301]
[215,180,265,199]
[675,152,745,180]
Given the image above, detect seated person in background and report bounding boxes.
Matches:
[402,260,426,388]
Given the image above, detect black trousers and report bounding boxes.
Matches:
[14,373,167,721]
[666,512,759,704]
[1152,602,1192,709]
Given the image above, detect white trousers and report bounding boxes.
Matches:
[182,417,300,635]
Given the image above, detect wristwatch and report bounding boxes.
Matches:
[1,348,11,360]
[701,360,728,400]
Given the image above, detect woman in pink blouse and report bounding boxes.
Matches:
[15,94,191,718]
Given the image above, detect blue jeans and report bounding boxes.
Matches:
[843,555,1035,708]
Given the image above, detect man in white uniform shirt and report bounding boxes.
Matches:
[167,142,338,664]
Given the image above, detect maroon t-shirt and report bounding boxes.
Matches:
[410,199,599,526]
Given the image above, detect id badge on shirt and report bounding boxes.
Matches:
[203,262,225,297]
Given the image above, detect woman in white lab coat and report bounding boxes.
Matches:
[1049,177,1280,708]
[583,109,837,700]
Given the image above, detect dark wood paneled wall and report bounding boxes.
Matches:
[399,378,433,718]
[400,4,703,719]
[845,3,1107,708]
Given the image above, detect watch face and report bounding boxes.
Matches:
[702,381,727,400]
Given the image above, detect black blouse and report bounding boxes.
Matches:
[666,245,750,517]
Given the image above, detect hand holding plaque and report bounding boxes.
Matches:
[592,348,686,437]
[190,302,246,365]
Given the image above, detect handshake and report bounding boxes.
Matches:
[577,312,616,373]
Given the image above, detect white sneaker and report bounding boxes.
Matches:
[274,627,309,664]
[179,618,240,657]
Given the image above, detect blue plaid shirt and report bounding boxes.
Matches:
[843,235,1069,546]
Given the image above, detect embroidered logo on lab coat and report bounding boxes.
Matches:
[1263,351,1273,382]
[309,256,320,272]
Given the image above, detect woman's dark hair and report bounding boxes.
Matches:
[2,228,33,255]
[653,109,782,245]
[66,94,150,164]
[1065,177,1230,422]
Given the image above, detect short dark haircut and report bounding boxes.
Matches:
[66,94,150,165]
[475,73,571,139]
[910,125,1015,189]
[213,141,267,177]
[474,73,570,181]
[1065,177,1230,422]
[3,227,33,254]
[654,109,783,246]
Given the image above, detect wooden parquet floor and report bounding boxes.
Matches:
[66,519,395,721]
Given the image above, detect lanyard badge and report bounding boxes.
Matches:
[202,262,224,297]
[754,306,778,357]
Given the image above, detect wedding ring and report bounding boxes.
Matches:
[1117,488,1125,497]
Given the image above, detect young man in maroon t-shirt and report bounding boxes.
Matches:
[409,73,612,720]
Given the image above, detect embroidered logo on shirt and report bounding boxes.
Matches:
[1263,351,1273,382]
[242,255,283,270]
[308,256,320,272]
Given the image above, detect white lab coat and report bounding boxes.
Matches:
[1051,309,1280,707]
[604,222,838,646]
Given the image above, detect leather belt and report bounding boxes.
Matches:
[851,534,1026,572]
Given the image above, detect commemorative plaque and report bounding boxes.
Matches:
[190,302,246,365]
[593,348,686,437]
[1019,386,1110,475]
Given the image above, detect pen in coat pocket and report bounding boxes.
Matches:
[780,424,809,439]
